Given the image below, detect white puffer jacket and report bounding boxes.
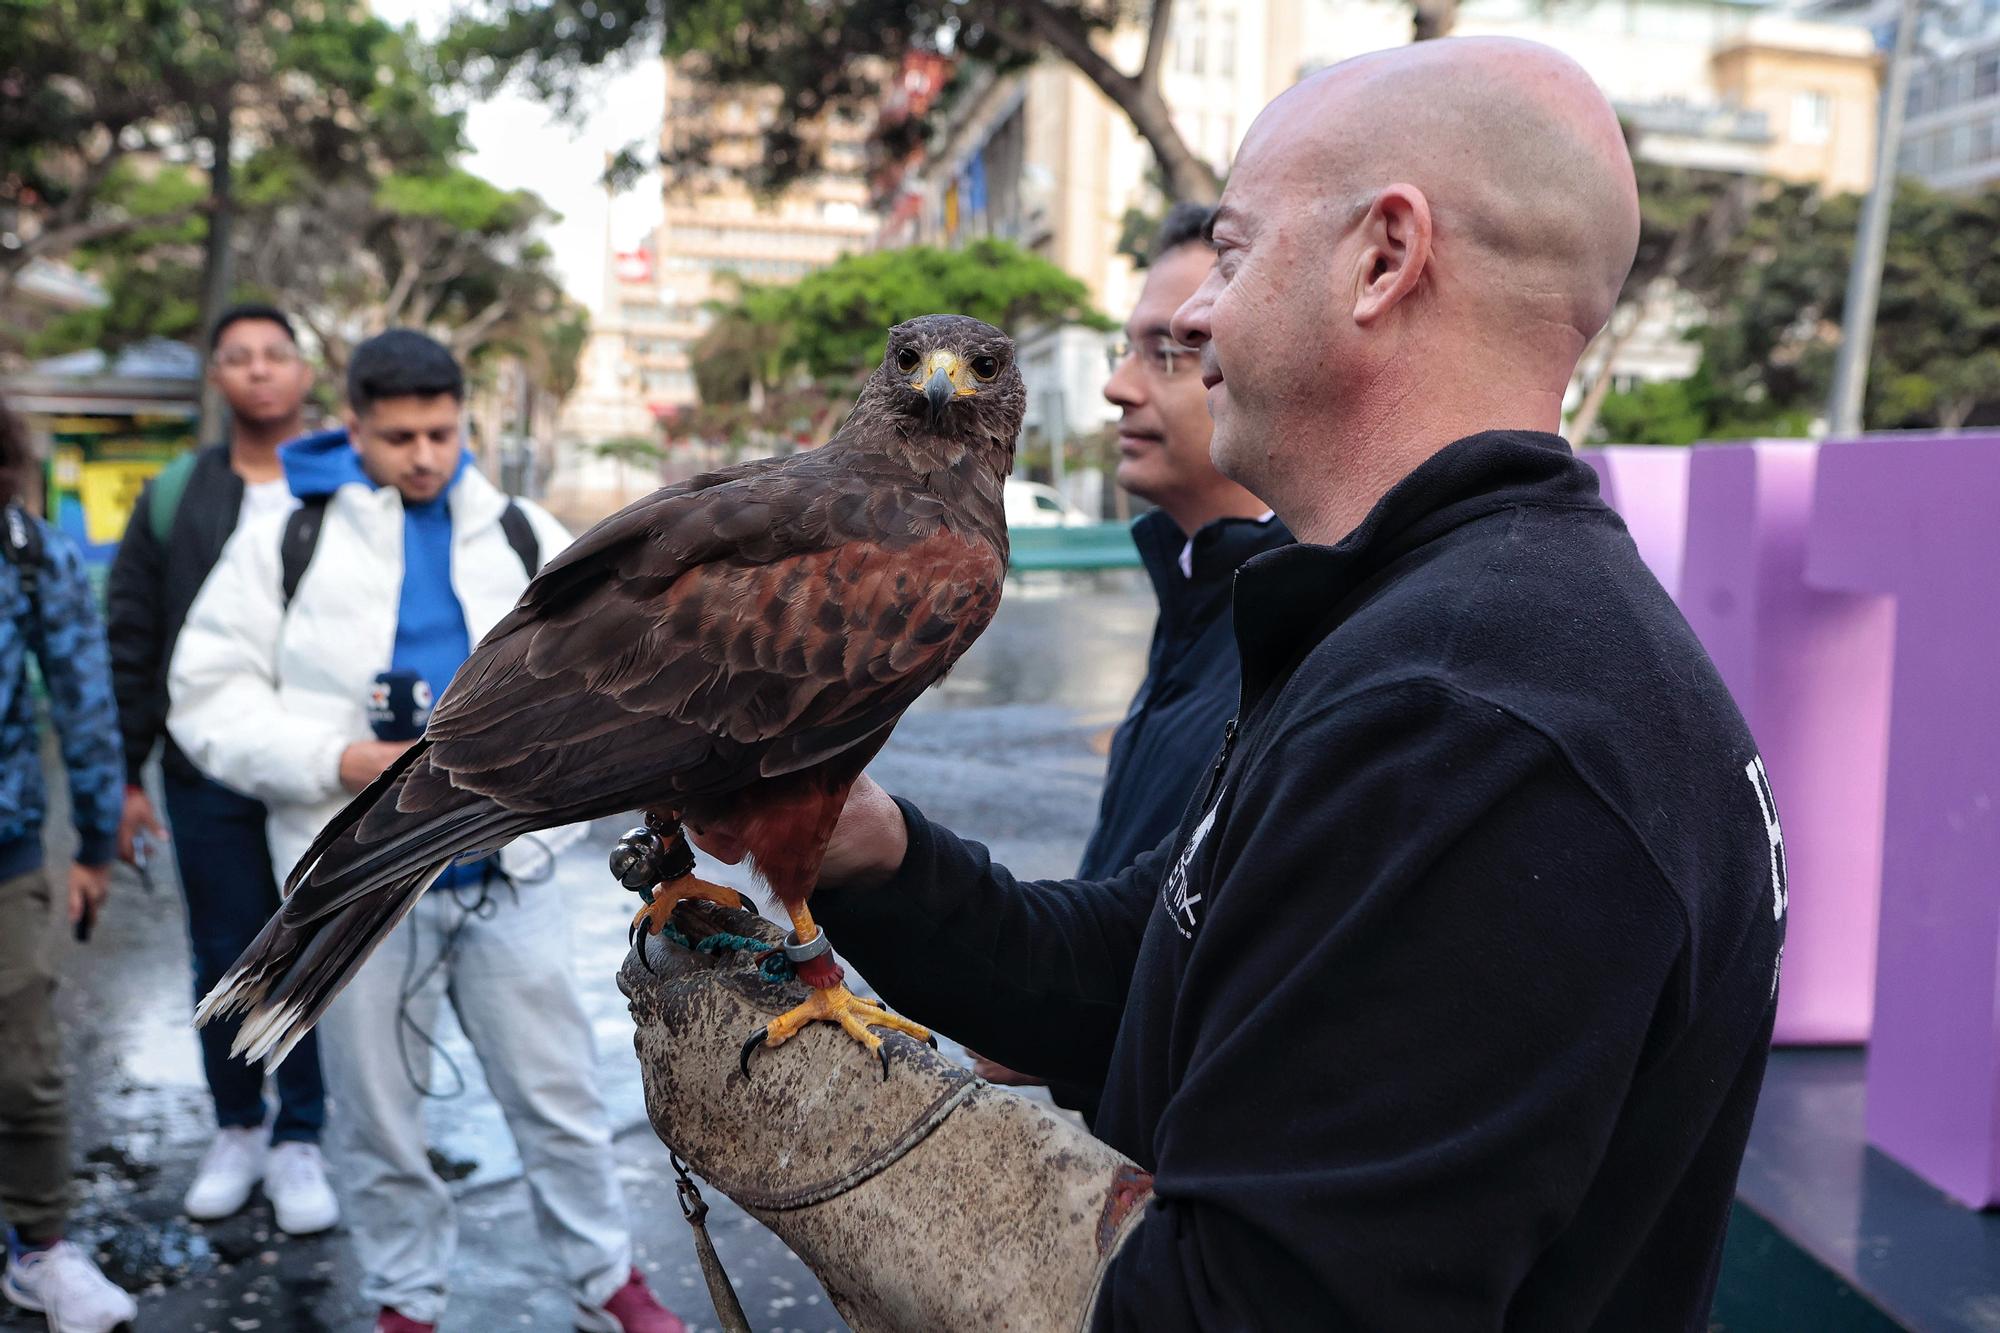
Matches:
[169,460,577,885]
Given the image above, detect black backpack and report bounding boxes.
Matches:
[2,502,45,628]
[280,495,542,606]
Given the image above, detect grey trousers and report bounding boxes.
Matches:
[0,867,68,1241]
[317,878,632,1323]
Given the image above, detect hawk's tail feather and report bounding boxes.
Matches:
[200,789,539,1070]
[199,863,448,1069]
[280,799,522,926]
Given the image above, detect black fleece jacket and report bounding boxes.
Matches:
[818,431,1784,1332]
[1078,508,1290,881]
[106,444,246,785]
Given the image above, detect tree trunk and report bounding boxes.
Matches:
[1123,82,1222,204]
[198,100,238,438]
[1566,308,1645,446]
[1412,0,1460,40]
[1009,0,1222,205]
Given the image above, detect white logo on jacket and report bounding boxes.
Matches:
[1162,798,1220,940]
[1744,753,1787,997]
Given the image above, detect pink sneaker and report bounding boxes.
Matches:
[576,1268,687,1333]
[374,1309,436,1333]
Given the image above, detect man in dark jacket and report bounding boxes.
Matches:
[976,207,1288,1097]
[105,303,338,1235]
[705,39,1783,1331]
[1082,203,1288,881]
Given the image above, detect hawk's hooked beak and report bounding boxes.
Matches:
[913,349,974,422]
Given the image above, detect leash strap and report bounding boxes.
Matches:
[672,1150,755,1333]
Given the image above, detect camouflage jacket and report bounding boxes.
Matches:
[0,509,124,865]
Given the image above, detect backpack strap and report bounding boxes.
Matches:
[148,451,199,545]
[499,500,542,576]
[281,495,330,607]
[2,502,45,625]
[280,495,536,609]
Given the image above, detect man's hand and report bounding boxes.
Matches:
[68,861,111,929]
[969,1052,1049,1087]
[340,740,414,794]
[686,773,909,891]
[118,787,168,864]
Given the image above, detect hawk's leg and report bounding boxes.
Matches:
[611,819,755,953]
[739,902,935,1081]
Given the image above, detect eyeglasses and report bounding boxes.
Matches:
[214,347,302,370]
[1106,334,1201,379]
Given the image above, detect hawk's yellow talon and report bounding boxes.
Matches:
[740,983,931,1080]
[629,875,755,943]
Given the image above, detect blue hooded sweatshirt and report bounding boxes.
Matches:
[281,430,487,886]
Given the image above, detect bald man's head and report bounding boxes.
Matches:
[1171,38,1640,531]
[1290,39,1639,337]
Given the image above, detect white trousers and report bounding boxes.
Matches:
[317,876,632,1323]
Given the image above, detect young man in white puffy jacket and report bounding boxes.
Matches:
[169,330,684,1333]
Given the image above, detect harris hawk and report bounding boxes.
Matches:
[197,314,1025,1076]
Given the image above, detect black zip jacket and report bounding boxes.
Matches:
[1078,508,1291,881]
[818,431,1784,1331]
[106,444,246,785]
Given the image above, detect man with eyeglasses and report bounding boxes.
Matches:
[1086,204,1288,882]
[973,207,1289,1099]
[105,303,340,1236]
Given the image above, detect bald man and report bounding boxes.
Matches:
[721,39,1781,1330]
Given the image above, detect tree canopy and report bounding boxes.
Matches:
[697,237,1110,408]
[2,3,457,315]
[1590,179,2000,441]
[5,0,583,408]
[445,0,1224,204]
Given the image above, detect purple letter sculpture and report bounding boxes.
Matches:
[1579,446,1691,597]
[1679,443,1894,1046]
[1807,433,2000,1207]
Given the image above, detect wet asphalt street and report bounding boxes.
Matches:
[10,569,1153,1333]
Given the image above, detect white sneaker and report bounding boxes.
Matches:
[264,1142,340,1235]
[2,1240,138,1333]
[184,1125,267,1220]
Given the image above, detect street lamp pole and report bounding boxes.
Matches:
[1827,0,1923,437]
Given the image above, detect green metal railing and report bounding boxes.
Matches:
[1007,523,1140,572]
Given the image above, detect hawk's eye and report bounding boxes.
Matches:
[970,354,1000,381]
[896,347,920,373]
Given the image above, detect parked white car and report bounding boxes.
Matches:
[1004,479,1094,528]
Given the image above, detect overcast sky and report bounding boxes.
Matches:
[369,0,665,313]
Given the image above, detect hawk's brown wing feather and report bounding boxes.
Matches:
[414,528,1001,814]
[313,458,1003,899]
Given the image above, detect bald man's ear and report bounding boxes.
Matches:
[1351,184,1433,327]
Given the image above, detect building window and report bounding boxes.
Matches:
[1951,122,1975,168]
[1792,90,1832,145]
[1977,52,1999,100]
[1173,6,1206,75]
